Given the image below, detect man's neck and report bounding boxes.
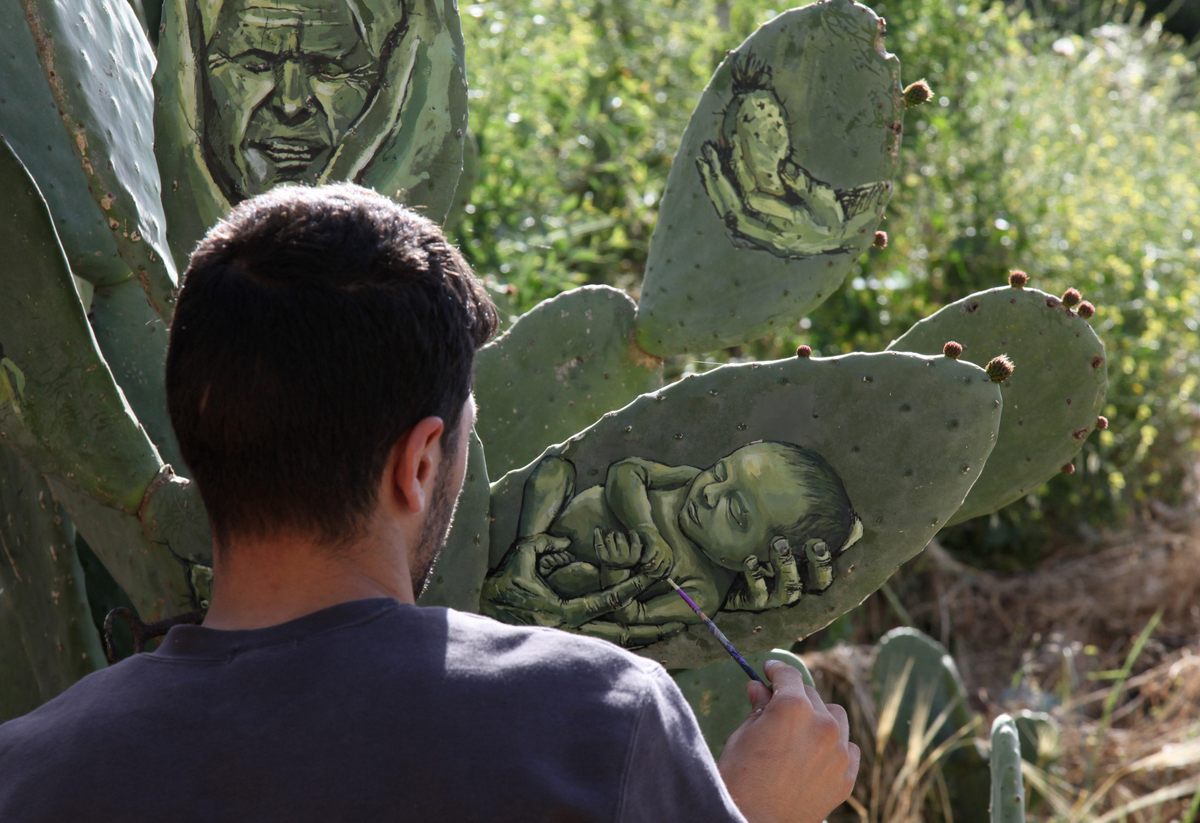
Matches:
[201,531,416,631]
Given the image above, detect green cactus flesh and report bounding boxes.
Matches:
[474,285,663,478]
[887,284,1107,525]
[1013,708,1060,769]
[154,0,469,270]
[0,3,126,287]
[871,627,975,750]
[0,447,105,721]
[418,429,491,611]
[17,0,177,320]
[990,714,1028,823]
[673,648,815,758]
[636,0,902,356]
[0,140,195,620]
[484,351,1001,668]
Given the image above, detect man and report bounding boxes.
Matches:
[0,184,858,821]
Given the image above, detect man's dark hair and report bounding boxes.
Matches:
[166,184,498,548]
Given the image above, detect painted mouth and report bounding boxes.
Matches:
[687,499,701,526]
[253,138,322,170]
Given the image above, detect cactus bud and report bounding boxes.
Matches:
[942,341,963,359]
[1061,462,1076,475]
[1077,301,1095,319]
[1061,288,1082,308]
[1097,415,1109,430]
[903,79,933,107]
[873,230,888,249]
[985,354,1014,383]
[1008,270,1029,288]
[796,345,813,358]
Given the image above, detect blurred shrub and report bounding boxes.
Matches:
[455,0,1200,550]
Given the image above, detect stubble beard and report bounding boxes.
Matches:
[411,452,462,597]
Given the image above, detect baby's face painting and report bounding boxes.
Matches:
[678,443,810,570]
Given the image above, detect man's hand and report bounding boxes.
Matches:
[717,661,860,823]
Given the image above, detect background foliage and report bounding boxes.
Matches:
[453,0,1200,563]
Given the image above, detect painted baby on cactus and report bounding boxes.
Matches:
[697,55,889,258]
[481,442,863,647]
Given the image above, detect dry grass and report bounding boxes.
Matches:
[800,500,1200,821]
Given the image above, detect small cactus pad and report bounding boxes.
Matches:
[418,430,491,610]
[887,285,1106,526]
[990,714,1028,823]
[483,351,1000,668]
[871,627,974,750]
[15,0,177,318]
[635,0,902,356]
[674,648,814,758]
[474,286,663,477]
[155,0,469,270]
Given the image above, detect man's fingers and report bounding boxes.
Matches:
[828,701,850,744]
[613,532,629,561]
[550,535,572,551]
[628,531,643,558]
[593,528,605,555]
[745,680,772,715]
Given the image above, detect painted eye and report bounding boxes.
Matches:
[727,495,748,528]
[714,461,728,482]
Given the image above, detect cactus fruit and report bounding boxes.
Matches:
[154,0,469,270]
[15,0,178,321]
[673,648,815,758]
[418,430,491,610]
[635,0,902,356]
[903,79,934,107]
[473,286,663,477]
[887,280,1106,525]
[990,714,1028,823]
[485,351,1001,667]
[0,140,196,619]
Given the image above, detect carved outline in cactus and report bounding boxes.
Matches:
[695,53,889,258]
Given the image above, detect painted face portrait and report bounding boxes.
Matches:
[199,0,404,201]
[678,442,814,570]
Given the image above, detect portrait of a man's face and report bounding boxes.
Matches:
[199,0,405,200]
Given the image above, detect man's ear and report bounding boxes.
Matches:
[387,416,446,514]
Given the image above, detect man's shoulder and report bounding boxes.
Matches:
[440,609,666,696]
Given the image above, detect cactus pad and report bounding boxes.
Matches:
[636,0,902,356]
[17,0,177,318]
[418,430,491,610]
[474,286,663,477]
[674,648,814,758]
[871,627,974,749]
[155,0,468,268]
[887,283,1107,525]
[482,351,1000,668]
[990,713,1027,823]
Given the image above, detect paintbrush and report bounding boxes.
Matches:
[667,578,765,684]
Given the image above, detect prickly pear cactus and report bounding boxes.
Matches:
[481,351,1002,667]
[635,0,901,356]
[474,286,663,477]
[673,648,815,757]
[0,447,104,720]
[418,430,491,610]
[0,140,199,620]
[888,275,1107,525]
[871,627,975,750]
[154,0,469,268]
[990,713,1027,823]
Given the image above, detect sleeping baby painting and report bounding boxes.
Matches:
[481,441,863,647]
